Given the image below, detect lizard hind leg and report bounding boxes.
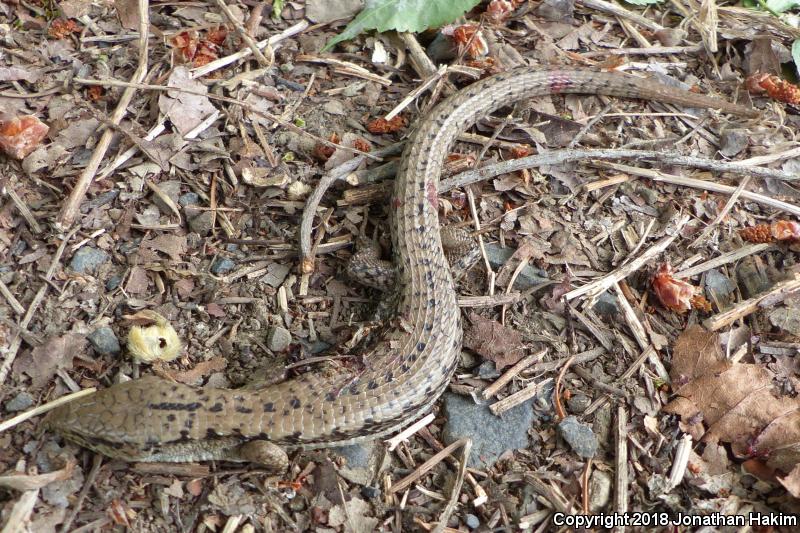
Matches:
[237,440,289,472]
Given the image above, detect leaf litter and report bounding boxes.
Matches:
[2,0,800,530]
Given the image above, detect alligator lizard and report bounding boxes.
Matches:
[45,68,756,468]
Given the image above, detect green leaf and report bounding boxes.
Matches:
[792,40,800,76]
[766,0,800,12]
[272,0,285,21]
[322,0,481,52]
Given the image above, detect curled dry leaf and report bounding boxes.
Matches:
[463,312,525,369]
[652,263,698,313]
[663,325,800,473]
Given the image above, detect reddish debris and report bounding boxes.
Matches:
[171,26,228,67]
[652,263,698,314]
[352,137,371,152]
[740,221,800,243]
[312,133,339,162]
[0,115,50,159]
[486,0,518,22]
[746,73,800,105]
[48,18,81,39]
[366,115,406,134]
[442,23,489,59]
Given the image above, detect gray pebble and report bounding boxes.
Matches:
[442,392,534,468]
[266,326,291,352]
[6,391,35,411]
[465,514,481,529]
[211,257,236,275]
[361,486,380,499]
[179,192,199,206]
[69,247,108,274]
[87,327,121,355]
[105,275,122,291]
[566,393,592,414]
[188,211,214,235]
[558,415,598,458]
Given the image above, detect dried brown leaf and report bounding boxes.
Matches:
[463,312,525,369]
[664,326,800,473]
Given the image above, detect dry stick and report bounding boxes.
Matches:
[0,227,79,384]
[59,455,103,533]
[56,0,150,230]
[580,44,704,57]
[553,355,576,419]
[4,186,42,234]
[0,280,25,315]
[457,292,521,307]
[578,0,665,31]
[389,438,471,494]
[490,378,554,416]
[482,349,546,399]
[386,64,448,121]
[399,32,438,78]
[214,0,270,66]
[2,488,38,533]
[595,161,800,217]
[704,273,800,331]
[689,176,751,248]
[192,20,308,79]
[432,439,472,533]
[0,387,96,433]
[564,215,690,302]
[440,149,797,192]
[674,242,774,279]
[614,406,629,533]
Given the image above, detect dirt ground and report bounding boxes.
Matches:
[2,0,800,532]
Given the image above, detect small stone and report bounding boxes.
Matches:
[719,128,750,157]
[266,326,291,352]
[465,514,480,529]
[483,243,548,289]
[105,275,122,291]
[210,257,236,275]
[69,247,108,274]
[442,392,534,468]
[566,393,592,414]
[589,470,612,512]
[534,0,574,21]
[87,327,121,355]
[178,192,199,206]
[361,486,380,499]
[476,361,500,379]
[188,211,214,235]
[558,415,598,458]
[6,391,35,411]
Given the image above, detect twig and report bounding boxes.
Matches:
[4,186,42,234]
[59,455,103,533]
[440,149,797,193]
[674,243,774,279]
[386,65,448,121]
[0,228,78,384]
[553,357,576,419]
[56,0,150,230]
[0,387,96,434]
[595,161,800,218]
[214,0,270,66]
[577,0,665,31]
[704,273,800,331]
[296,54,392,86]
[192,20,308,79]
[0,280,25,315]
[614,406,629,533]
[431,439,471,533]
[564,215,689,302]
[689,176,751,248]
[385,413,435,451]
[457,292,522,307]
[482,349,546,399]
[389,438,470,494]
[490,378,553,416]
